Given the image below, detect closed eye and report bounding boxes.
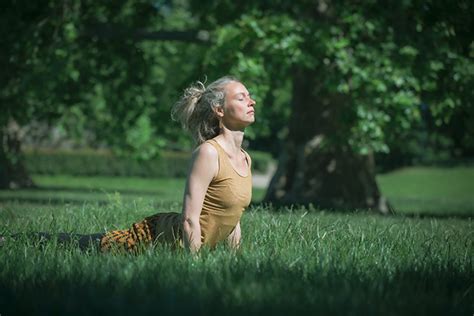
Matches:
[236,92,251,100]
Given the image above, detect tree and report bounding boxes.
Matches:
[2,0,472,216]
[0,0,206,188]
[191,0,473,212]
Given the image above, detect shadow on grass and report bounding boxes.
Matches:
[0,185,182,206]
[0,196,109,206]
[10,185,165,196]
[2,187,472,219]
[249,201,474,219]
[0,197,180,210]
[0,261,471,316]
[394,212,473,220]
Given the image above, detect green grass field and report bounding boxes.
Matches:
[0,167,473,315]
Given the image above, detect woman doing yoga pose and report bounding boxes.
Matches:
[2,76,256,254]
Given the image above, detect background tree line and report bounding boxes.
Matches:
[1,0,472,212]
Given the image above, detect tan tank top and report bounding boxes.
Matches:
[199,138,252,247]
[134,139,252,250]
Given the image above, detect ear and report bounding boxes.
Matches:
[214,105,225,118]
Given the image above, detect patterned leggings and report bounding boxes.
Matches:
[3,213,182,253]
[99,212,182,252]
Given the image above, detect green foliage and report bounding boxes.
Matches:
[375,128,466,170]
[193,0,473,155]
[249,150,273,174]
[1,0,472,178]
[1,0,205,158]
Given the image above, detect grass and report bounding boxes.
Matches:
[0,166,473,315]
[377,166,474,216]
[0,176,185,205]
[1,166,472,216]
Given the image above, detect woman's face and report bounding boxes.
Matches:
[220,81,256,129]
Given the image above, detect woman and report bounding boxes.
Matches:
[101,76,256,253]
[2,76,256,254]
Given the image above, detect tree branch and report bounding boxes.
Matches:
[83,23,211,44]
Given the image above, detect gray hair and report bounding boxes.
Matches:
[171,76,240,144]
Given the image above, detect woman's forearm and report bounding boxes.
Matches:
[183,217,202,254]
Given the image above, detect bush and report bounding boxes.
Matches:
[24,149,190,178]
[24,148,274,177]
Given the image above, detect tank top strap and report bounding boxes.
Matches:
[241,148,251,170]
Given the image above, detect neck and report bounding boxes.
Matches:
[216,127,245,155]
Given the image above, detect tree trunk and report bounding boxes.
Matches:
[0,120,34,189]
[264,68,393,214]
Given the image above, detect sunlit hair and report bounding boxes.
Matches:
[171,76,240,144]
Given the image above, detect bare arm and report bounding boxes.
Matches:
[227,221,241,250]
[182,143,218,254]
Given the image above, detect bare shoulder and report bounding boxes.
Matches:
[192,143,219,170]
[193,142,218,160]
[188,142,219,180]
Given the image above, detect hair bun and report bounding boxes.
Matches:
[171,76,240,144]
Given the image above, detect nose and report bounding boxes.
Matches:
[249,97,256,106]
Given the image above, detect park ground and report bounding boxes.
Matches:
[0,166,473,315]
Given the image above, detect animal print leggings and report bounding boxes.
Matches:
[99,212,183,252]
[2,212,182,252]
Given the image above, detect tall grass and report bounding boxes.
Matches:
[0,167,473,315]
[1,203,473,315]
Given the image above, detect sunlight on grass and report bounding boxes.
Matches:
[0,167,473,315]
[1,167,471,215]
[377,167,474,215]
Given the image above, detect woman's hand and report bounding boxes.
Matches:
[182,143,218,254]
[227,221,241,250]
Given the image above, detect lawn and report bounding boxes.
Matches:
[0,167,473,315]
[377,166,474,216]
